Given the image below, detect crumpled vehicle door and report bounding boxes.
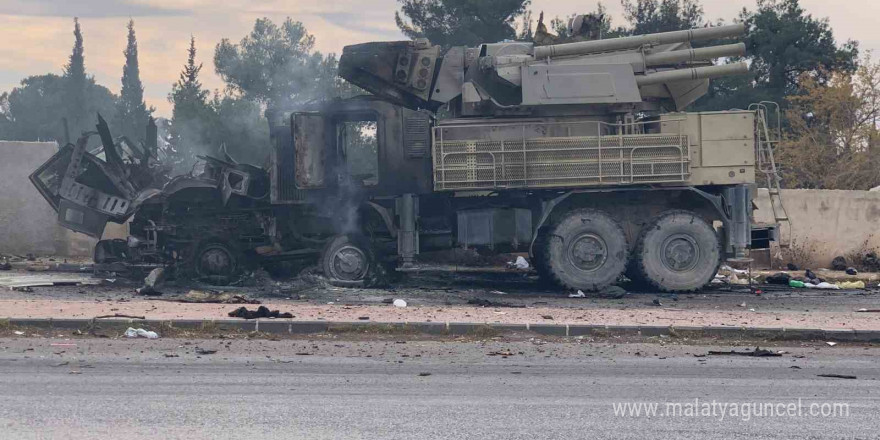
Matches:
[29,115,149,238]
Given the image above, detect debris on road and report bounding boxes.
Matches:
[123,327,159,339]
[765,273,791,285]
[95,314,146,320]
[831,256,848,271]
[13,331,24,336]
[846,267,858,276]
[838,281,866,290]
[0,273,102,290]
[569,290,587,298]
[817,374,857,379]
[856,308,880,313]
[418,372,432,377]
[0,260,11,271]
[825,342,838,347]
[136,268,166,296]
[392,299,408,308]
[194,348,217,355]
[167,290,261,304]
[467,298,525,308]
[707,347,782,357]
[227,306,293,319]
[509,256,530,270]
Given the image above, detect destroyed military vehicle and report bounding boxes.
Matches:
[31,21,786,292]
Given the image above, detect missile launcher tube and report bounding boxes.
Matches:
[643,43,746,66]
[534,23,746,59]
[635,62,749,86]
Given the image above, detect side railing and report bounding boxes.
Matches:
[432,119,689,191]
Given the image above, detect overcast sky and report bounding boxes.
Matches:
[0,0,877,117]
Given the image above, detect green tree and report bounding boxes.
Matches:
[395,0,531,48]
[777,58,880,189]
[0,74,117,142]
[620,0,704,35]
[115,19,153,145]
[214,18,344,110]
[696,0,859,111]
[63,17,87,138]
[168,36,213,172]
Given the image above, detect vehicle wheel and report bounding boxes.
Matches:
[541,209,627,291]
[194,240,241,284]
[321,235,372,287]
[632,210,721,292]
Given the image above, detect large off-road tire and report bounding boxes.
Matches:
[531,231,551,279]
[193,240,242,285]
[632,210,721,292]
[540,209,628,291]
[321,235,373,287]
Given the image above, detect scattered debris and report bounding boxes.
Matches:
[599,285,627,299]
[94,314,146,320]
[168,290,261,304]
[358,316,370,320]
[838,281,866,290]
[487,350,516,357]
[825,342,838,347]
[569,290,587,298]
[392,299,408,308]
[786,263,800,271]
[136,267,166,296]
[489,290,507,295]
[765,273,791,285]
[707,347,781,357]
[164,354,179,358]
[541,315,554,320]
[227,306,293,319]
[817,374,856,380]
[790,366,801,369]
[13,331,24,336]
[845,267,858,276]
[511,256,530,270]
[52,361,70,367]
[856,308,880,313]
[0,273,101,290]
[831,256,847,271]
[467,298,525,308]
[789,280,805,288]
[418,372,432,377]
[195,348,217,355]
[0,260,11,271]
[652,299,663,306]
[124,327,159,339]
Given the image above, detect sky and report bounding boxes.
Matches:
[0,0,877,117]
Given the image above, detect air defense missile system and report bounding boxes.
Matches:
[339,23,748,117]
[31,22,784,293]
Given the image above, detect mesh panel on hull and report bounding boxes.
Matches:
[433,127,690,191]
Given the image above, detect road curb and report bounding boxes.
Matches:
[3,317,880,342]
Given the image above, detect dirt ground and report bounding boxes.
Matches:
[2,267,880,330]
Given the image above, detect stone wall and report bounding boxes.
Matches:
[754,188,880,268]
[0,141,126,258]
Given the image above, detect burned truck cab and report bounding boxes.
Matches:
[277,96,434,200]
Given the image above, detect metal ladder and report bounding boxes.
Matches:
[749,101,791,248]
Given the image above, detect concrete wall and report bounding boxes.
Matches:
[0,141,124,258]
[754,188,880,267]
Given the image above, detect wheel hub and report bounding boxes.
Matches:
[198,246,234,276]
[331,245,368,281]
[662,234,700,272]
[568,233,608,272]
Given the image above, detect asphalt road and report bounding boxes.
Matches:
[0,336,878,439]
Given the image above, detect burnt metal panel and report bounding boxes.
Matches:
[293,113,327,189]
[404,117,430,158]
